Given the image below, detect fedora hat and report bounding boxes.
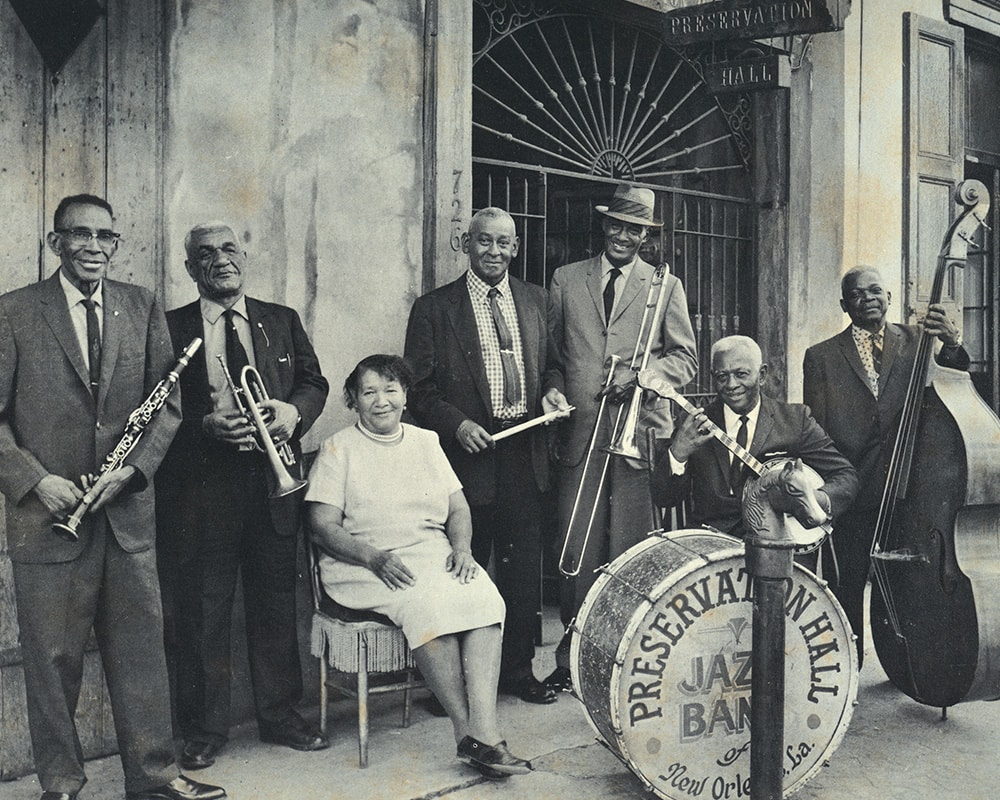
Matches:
[595,184,661,228]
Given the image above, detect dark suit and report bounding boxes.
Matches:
[803,323,969,663]
[404,273,557,680]
[651,396,858,537]
[0,272,181,794]
[156,297,328,744]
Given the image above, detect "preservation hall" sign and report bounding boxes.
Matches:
[662,0,849,44]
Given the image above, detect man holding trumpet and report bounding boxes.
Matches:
[405,207,571,705]
[156,221,329,770]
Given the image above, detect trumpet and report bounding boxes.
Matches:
[558,264,670,577]
[217,356,307,498]
[53,337,203,541]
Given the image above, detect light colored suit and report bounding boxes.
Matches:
[0,271,180,793]
[546,255,697,619]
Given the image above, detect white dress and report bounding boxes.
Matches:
[305,423,505,649]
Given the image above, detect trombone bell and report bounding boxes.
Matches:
[603,387,645,461]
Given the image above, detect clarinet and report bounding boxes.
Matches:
[52,337,203,542]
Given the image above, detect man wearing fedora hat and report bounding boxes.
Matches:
[542,183,697,691]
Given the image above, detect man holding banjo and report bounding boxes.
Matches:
[650,335,858,551]
[404,206,571,706]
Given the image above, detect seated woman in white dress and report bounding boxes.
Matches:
[305,354,531,780]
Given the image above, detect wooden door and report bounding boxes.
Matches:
[901,13,966,324]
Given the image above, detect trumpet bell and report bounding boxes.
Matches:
[52,521,81,542]
[271,473,307,499]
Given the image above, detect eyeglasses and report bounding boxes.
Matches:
[606,222,646,238]
[57,228,121,249]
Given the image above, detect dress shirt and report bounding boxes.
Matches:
[600,253,637,321]
[58,269,103,375]
[669,400,761,475]
[200,295,257,413]
[466,270,528,418]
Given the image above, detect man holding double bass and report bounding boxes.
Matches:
[803,265,968,668]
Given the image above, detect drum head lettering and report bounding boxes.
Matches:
[572,530,858,800]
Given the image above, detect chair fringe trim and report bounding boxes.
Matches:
[311,613,416,672]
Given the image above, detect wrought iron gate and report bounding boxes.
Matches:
[471,0,757,393]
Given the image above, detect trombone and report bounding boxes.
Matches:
[558,264,670,577]
[216,356,307,498]
[605,263,670,460]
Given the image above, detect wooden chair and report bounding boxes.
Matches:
[305,530,424,767]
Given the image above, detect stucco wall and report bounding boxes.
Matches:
[163,0,427,444]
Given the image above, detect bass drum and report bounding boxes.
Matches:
[571,529,857,800]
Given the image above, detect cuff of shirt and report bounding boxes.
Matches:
[668,449,687,475]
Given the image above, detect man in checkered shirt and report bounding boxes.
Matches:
[405,207,571,705]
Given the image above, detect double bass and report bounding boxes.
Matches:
[870,179,1000,709]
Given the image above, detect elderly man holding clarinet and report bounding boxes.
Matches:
[0,194,225,800]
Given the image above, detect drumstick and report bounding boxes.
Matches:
[491,407,575,441]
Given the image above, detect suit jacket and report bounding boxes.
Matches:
[803,324,970,510]
[0,272,181,563]
[545,255,697,467]
[157,297,328,540]
[651,396,859,535]
[404,272,558,506]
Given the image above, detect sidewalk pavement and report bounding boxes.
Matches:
[1,601,998,800]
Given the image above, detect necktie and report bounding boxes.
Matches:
[224,308,250,378]
[603,267,622,323]
[487,287,521,408]
[870,331,882,375]
[82,298,101,397]
[729,415,749,493]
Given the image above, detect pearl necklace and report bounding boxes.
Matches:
[356,420,403,444]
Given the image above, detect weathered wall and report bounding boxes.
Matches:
[162,0,429,444]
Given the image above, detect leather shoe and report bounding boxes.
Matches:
[543,666,574,693]
[499,674,557,704]
[259,721,329,751]
[471,762,509,781]
[40,793,76,800]
[124,775,227,800]
[457,736,532,775]
[179,740,219,770]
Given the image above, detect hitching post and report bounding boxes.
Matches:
[745,534,794,800]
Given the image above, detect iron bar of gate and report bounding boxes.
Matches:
[504,41,597,156]
[561,19,603,149]
[533,29,601,153]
